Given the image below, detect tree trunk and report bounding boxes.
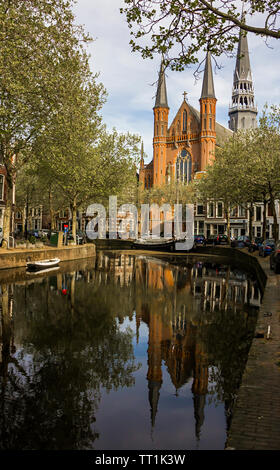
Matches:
[49,188,56,230]
[270,194,279,241]
[2,183,13,249]
[225,203,231,238]
[71,197,77,245]
[262,198,267,240]
[248,203,254,240]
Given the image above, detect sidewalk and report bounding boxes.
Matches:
[226,252,280,450]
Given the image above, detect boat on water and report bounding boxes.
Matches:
[133,238,175,252]
[26,258,60,271]
[133,236,195,252]
[26,266,60,275]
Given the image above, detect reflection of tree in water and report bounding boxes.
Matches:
[200,307,258,430]
[0,273,140,450]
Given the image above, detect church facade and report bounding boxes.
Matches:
[139,31,280,240]
[139,51,232,189]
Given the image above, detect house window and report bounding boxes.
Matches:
[230,206,238,217]
[267,203,273,217]
[217,202,223,218]
[199,221,204,234]
[196,204,204,215]
[239,206,246,217]
[0,175,4,200]
[208,202,214,218]
[256,206,261,221]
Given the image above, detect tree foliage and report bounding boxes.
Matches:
[196,105,280,239]
[120,0,280,71]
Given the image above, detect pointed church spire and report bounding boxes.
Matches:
[228,17,257,131]
[154,58,168,108]
[234,29,252,82]
[200,51,216,99]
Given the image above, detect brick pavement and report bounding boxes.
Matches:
[226,252,280,450]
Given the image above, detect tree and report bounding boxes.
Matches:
[196,106,280,240]
[92,129,141,207]
[0,0,90,247]
[120,1,280,71]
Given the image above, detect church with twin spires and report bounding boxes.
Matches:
[139,29,258,190]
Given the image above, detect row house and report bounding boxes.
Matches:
[194,201,280,239]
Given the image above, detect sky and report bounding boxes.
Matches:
[73,0,280,163]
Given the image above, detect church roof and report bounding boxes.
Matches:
[154,60,169,108]
[200,51,216,99]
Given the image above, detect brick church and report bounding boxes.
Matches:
[139,50,233,189]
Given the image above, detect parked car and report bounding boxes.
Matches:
[67,230,87,245]
[216,234,228,245]
[194,235,206,246]
[205,234,218,245]
[270,241,280,273]
[259,239,275,257]
[231,235,250,248]
[248,237,263,253]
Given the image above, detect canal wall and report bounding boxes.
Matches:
[226,254,280,450]
[0,244,96,271]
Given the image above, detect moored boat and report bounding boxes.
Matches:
[26,258,60,271]
[133,238,175,252]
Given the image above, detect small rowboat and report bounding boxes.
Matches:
[133,238,175,252]
[26,258,60,271]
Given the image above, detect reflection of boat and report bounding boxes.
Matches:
[133,238,175,252]
[26,266,60,275]
[26,258,60,271]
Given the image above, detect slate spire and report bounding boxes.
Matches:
[200,51,216,99]
[234,29,252,81]
[154,58,168,108]
[228,21,257,131]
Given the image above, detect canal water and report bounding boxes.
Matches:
[0,252,261,450]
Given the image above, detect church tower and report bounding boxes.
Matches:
[199,51,217,170]
[228,29,257,131]
[153,59,169,186]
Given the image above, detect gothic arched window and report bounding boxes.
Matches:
[176,149,192,184]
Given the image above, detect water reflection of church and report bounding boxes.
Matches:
[96,252,260,438]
